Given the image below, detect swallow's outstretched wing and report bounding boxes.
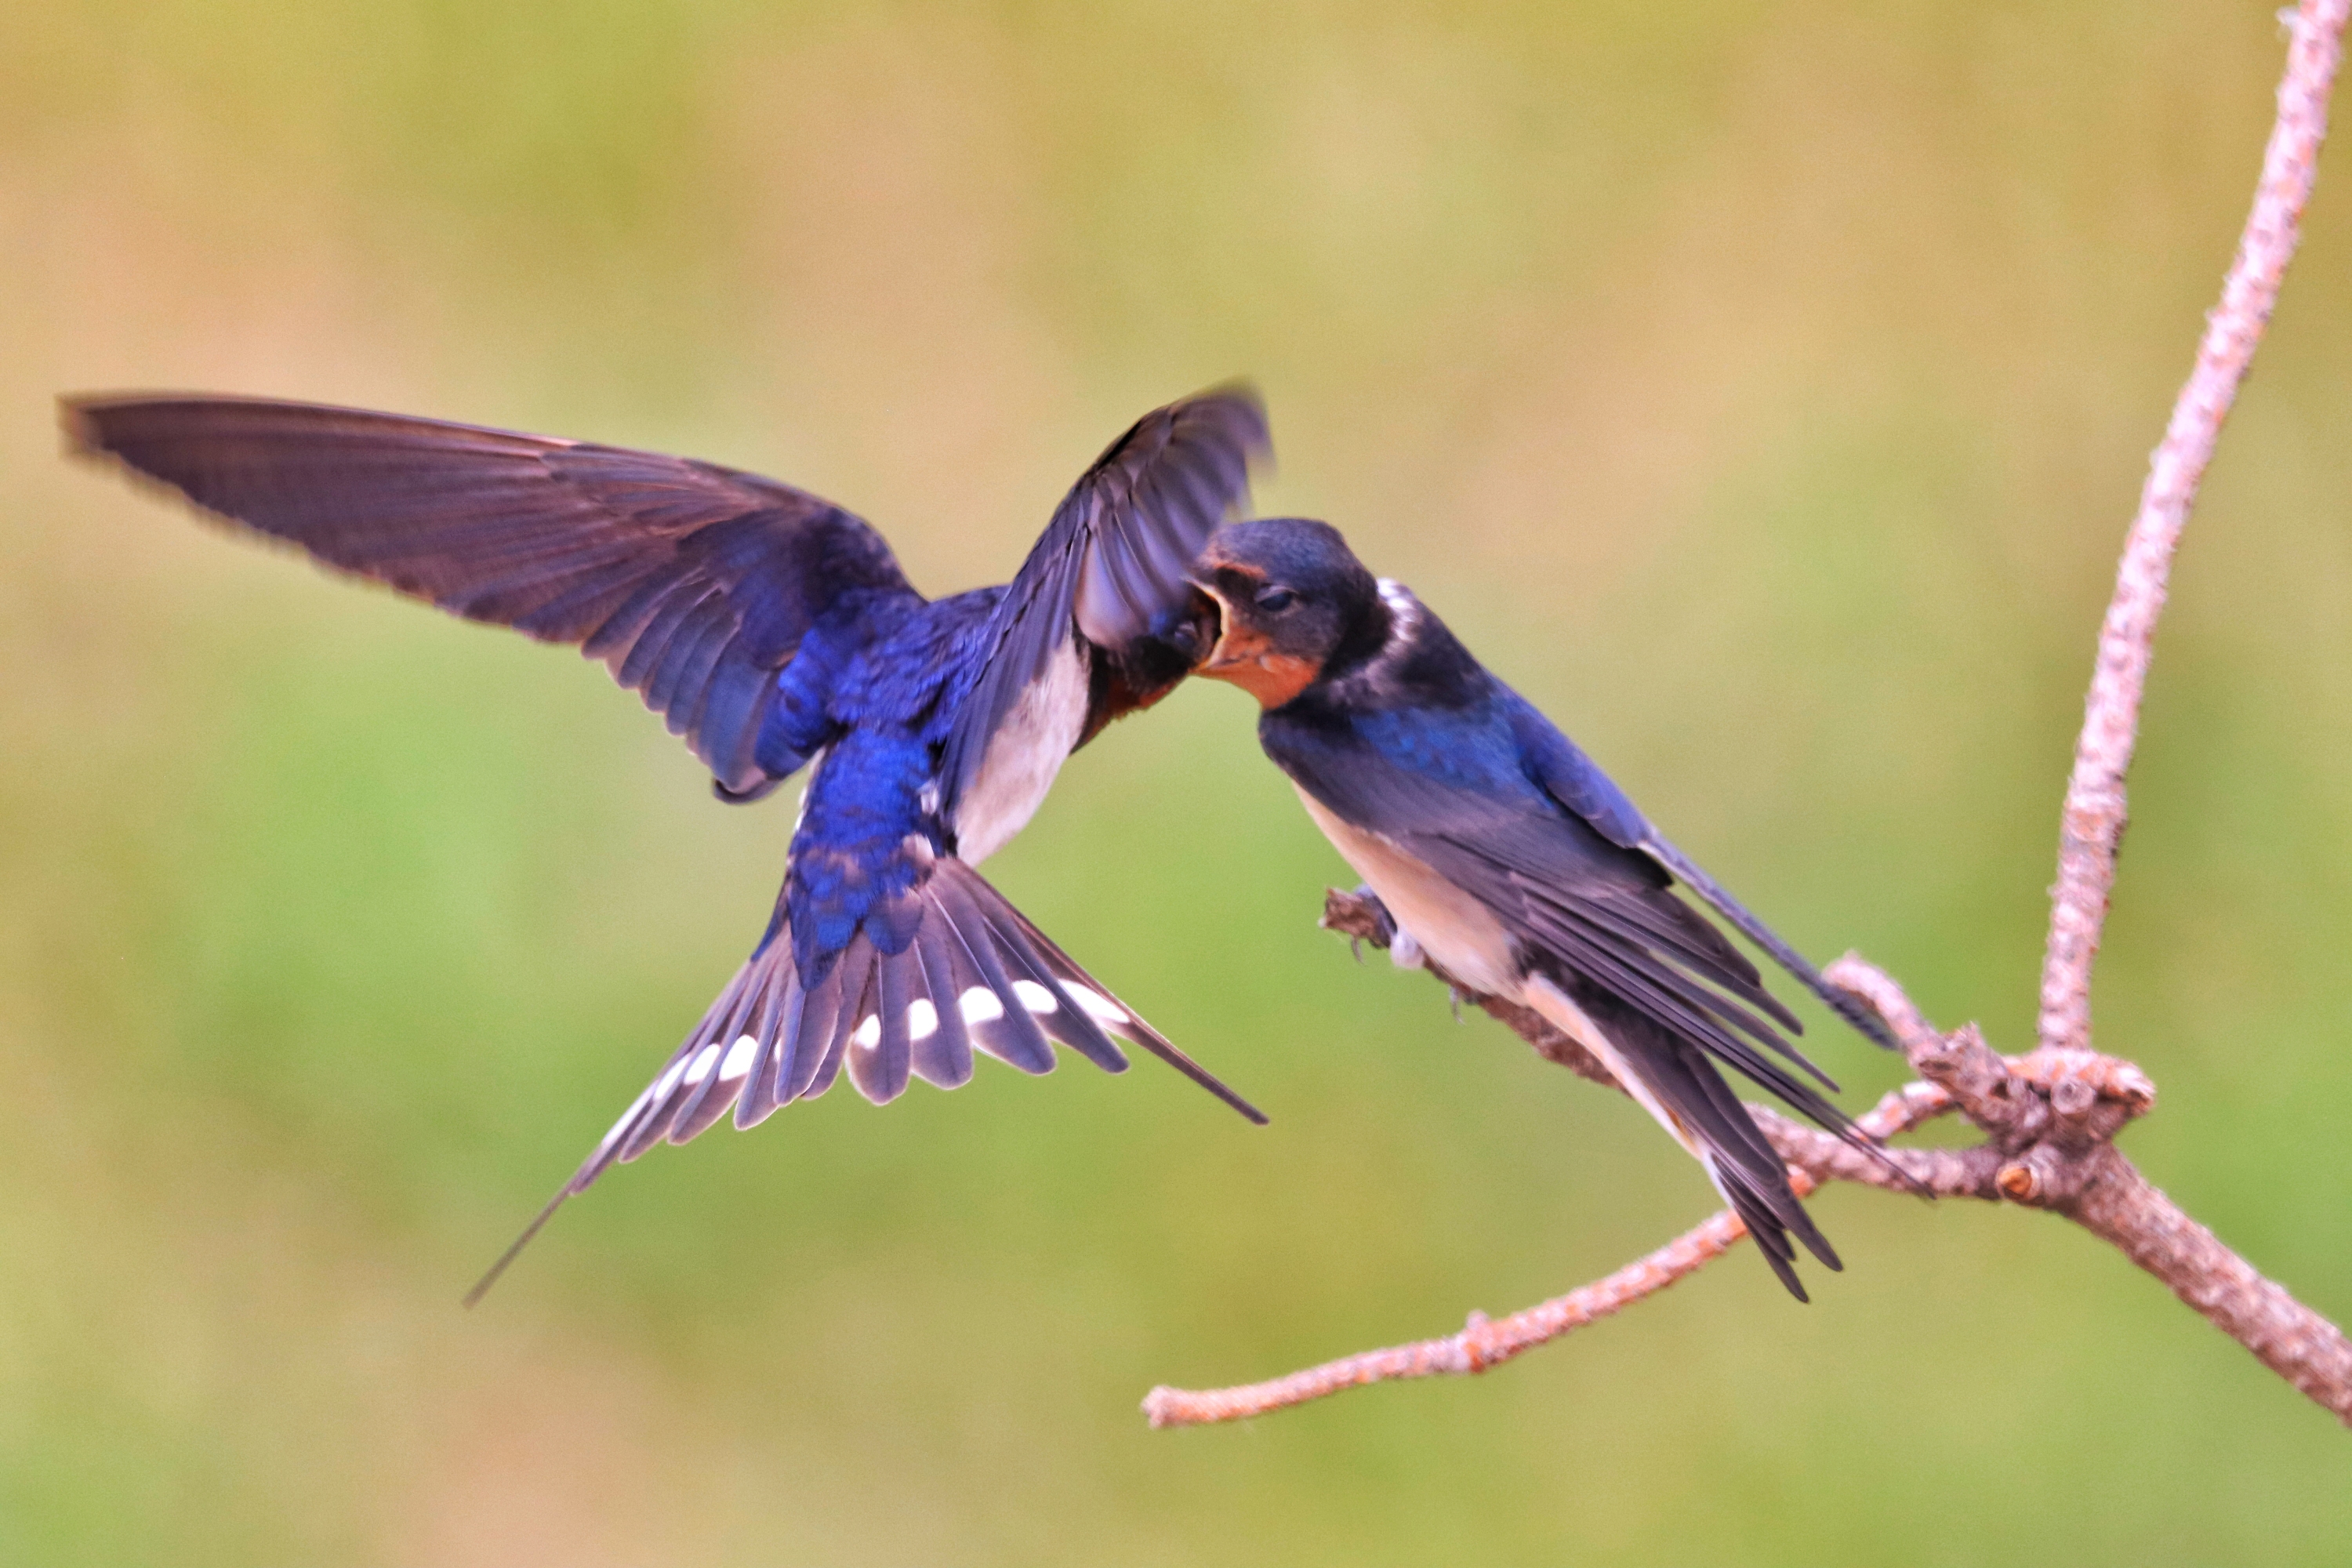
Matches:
[940,387,1268,855]
[62,394,916,796]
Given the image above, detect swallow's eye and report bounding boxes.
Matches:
[1255,586,1298,613]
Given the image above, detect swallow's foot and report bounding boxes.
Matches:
[1323,884,1418,966]
[1342,886,1426,971]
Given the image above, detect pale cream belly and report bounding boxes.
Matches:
[1293,784,1707,1165]
[955,641,1089,866]
[1292,785,1521,997]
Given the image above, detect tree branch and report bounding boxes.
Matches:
[1142,1006,1963,1431]
[2039,0,2347,1055]
[1148,942,2352,1428]
[1145,0,2352,1432]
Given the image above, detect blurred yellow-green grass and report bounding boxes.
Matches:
[6,1,2351,1562]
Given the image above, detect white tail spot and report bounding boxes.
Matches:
[719,1033,760,1081]
[851,1014,881,1050]
[598,1088,652,1150]
[652,1058,690,1102]
[683,1043,724,1086]
[1011,979,1058,1014]
[907,999,939,1040]
[1062,982,1131,1025]
[959,986,1006,1024]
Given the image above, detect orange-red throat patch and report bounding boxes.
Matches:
[1200,625,1319,708]
[1189,561,1323,709]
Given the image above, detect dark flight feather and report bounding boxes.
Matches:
[1269,709,1848,1103]
[61,394,916,796]
[1501,689,1896,1051]
[1545,969,1841,1300]
[1637,833,1900,1052]
[1259,685,1911,1305]
[941,387,1269,821]
[461,858,1262,1304]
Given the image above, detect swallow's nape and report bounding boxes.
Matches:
[1196,514,1899,1299]
[61,385,1274,1300]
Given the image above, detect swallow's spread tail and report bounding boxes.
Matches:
[1523,969,1843,1302]
[466,858,1261,1304]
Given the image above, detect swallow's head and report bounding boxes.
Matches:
[1186,517,1387,708]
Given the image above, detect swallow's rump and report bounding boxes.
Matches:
[1188,517,1898,1300]
[64,388,1272,1292]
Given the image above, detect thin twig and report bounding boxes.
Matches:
[2039,0,2347,1055]
[1142,999,1972,1428]
[1148,3,2351,1429]
[1149,953,2352,1426]
[1143,1207,1760,1428]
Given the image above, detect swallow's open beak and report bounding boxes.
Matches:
[1183,564,1252,675]
[1182,559,1316,708]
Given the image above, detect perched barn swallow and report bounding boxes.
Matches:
[64,387,1272,1296]
[1188,517,1896,1299]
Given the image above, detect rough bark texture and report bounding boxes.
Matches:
[2039,0,2347,1055]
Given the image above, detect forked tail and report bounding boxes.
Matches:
[466,858,1261,1305]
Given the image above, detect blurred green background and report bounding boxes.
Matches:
[6,0,2351,1562]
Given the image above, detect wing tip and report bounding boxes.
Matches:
[1641,833,1900,1054]
[56,392,119,461]
[931,858,1269,1122]
[1189,376,1268,426]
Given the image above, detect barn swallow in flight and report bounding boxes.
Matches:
[1188,517,1896,1299]
[64,387,1271,1298]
